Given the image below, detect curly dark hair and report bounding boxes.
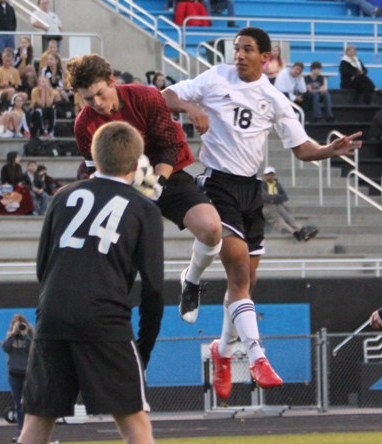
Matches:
[66,54,113,91]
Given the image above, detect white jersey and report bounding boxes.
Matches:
[168,64,308,176]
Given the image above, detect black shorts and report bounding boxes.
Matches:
[23,339,150,417]
[197,168,265,255]
[157,169,211,229]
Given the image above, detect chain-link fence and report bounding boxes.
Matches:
[1,330,382,423]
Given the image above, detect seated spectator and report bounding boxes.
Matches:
[19,65,38,100]
[146,70,176,91]
[346,0,381,17]
[36,164,62,196]
[13,36,34,76]
[40,51,69,102]
[0,182,34,215]
[0,93,30,138]
[1,151,23,186]
[204,0,237,27]
[305,61,335,123]
[261,166,319,242]
[113,69,134,85]
[29,75,60,138]
[22,160,49,215]
[263,43,285,85]
[0,48,28,108]
[174,0,211,26]
[0,152,34,215]
[38,38,59,73]
[274,61,307,106]
[339,45,376,105]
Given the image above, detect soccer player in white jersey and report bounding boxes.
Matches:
[162,26,362,398]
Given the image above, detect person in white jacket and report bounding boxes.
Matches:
[274,62,307,106]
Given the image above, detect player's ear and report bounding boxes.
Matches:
[261,52,271,65]
[131,161,138,172]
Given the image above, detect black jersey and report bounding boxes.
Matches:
[35,176,164,364]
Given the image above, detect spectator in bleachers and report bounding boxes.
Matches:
[339,44,376,105]
[263,43,285,84]
[0,0,17,53]
[22,160,49,215]
[305,61,335,123]
[0,93,30,138]
[40,51,69,102]
[0,48,28,108]
[204,0,237,27]
[19,64,38,100]
[145,70,176,91]
[261,166,319,242]
[346,0,381,17]
[38,38,59,73]
[174,1,211,26]
[13,36,34,76]
[274,61,307,106]
[1,151,23,186]
[113,69,134,85]
[30,0,63,52]
[36,164,62,196]
[0,152,34,215]
[29,75,60,138]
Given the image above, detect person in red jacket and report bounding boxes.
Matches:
[66,54,222,324]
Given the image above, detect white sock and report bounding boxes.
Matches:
[228,298,265,365]
[218,292,238,358]
[186,239,222,284]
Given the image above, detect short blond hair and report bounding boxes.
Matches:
[91,121,143,176]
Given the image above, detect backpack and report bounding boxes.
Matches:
[23,137,61,157]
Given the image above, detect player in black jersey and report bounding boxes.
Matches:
[19,122,163,444]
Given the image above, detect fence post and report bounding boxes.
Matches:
[320,328,329,412]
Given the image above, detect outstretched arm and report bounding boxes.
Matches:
[292,131,363,161]
[162,88,209,135]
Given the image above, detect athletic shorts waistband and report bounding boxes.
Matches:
[205,168,258,183]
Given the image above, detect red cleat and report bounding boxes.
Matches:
[210,340,232,399]
[250,357,283,389]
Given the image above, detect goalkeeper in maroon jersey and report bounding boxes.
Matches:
[66,54,222,324]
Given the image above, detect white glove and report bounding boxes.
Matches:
[134,174,167,201]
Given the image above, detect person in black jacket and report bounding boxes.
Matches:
[2,314,33,439]
[339,45,376,105]
[262,166,319,241]
[0,0,17,53]
[18,121,164,444]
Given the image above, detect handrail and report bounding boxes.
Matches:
[1,258,381,279]
[101,1,186,78]
[161,41,191,81]
[346,169,382,225]
[182,16,382,54]
[195,42,224,75]
[0,30,103,60]
[326,130,359,204]
[12,0,48,28]
[289,102,325,206]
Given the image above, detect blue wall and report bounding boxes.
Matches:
[132,303,311,387]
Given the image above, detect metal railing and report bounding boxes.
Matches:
[182,16,382,54]
[1,257,382,279]
[0,30,103,60]
[346,169,382,225]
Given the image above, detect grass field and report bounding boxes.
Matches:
[65,433,382,444]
